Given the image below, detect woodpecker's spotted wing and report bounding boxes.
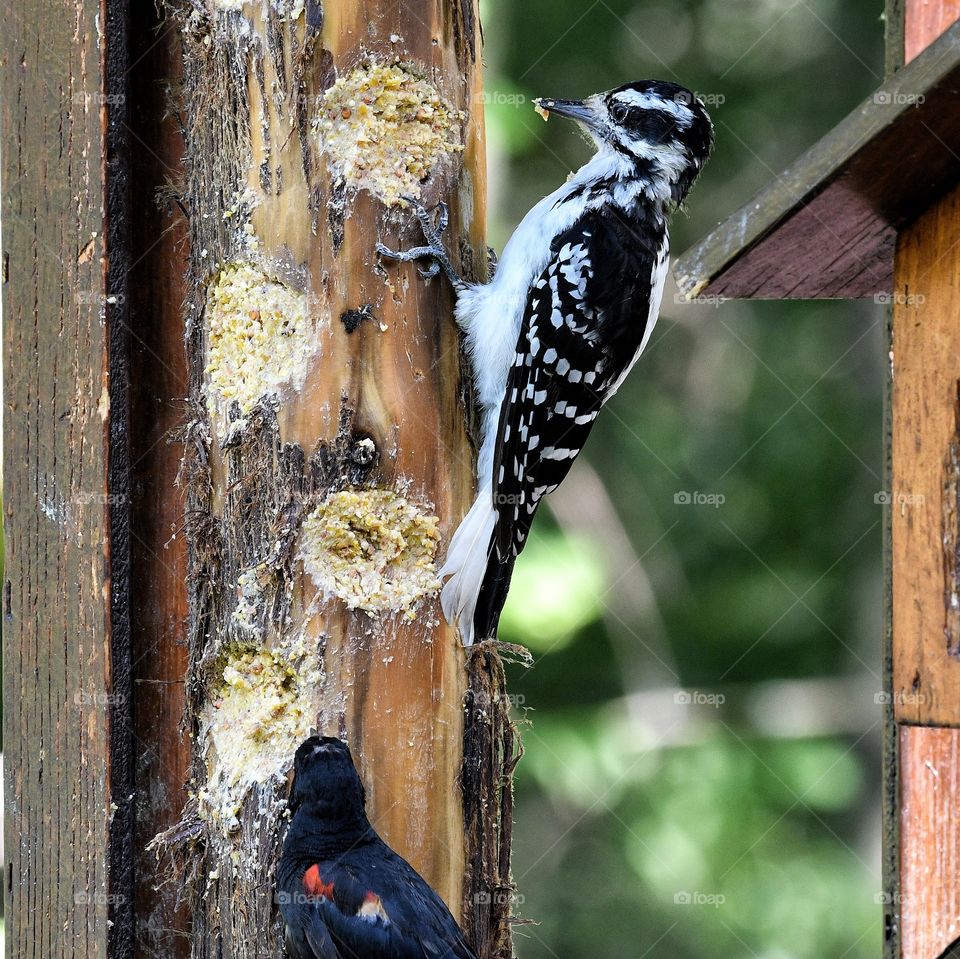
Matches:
[474,204,664,637]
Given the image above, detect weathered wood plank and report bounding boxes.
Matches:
[881,7,904,956]
[2,1,127,957]
[892,181,960,727]
[125,5,193,957]
[899,726,960,959]
[906,2,960,61]
[672,21,960,301]
[887,0,907,74]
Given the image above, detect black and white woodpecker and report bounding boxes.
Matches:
[378,80,714,645]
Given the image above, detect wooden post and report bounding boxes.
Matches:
[139,3,517,959]
[126,4,193,955]
[891,6,960,959]
[2,1,133,957]
[4,3,519,959]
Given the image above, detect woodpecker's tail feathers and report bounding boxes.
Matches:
[471,549,516,647]
[439,494,498,646]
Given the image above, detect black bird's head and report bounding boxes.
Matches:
[288,735,367,823]
[535,80,714,205]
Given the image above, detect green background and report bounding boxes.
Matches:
[482,1,886,956]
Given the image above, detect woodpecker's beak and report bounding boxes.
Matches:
[535,98,599,130]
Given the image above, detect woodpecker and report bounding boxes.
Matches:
[277,736,478,959]
[377,80,714,645]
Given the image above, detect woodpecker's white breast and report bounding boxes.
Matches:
[455,149,634,419]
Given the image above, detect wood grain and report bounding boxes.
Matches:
[906,1,960,61]
[126,5,193,957]
[892,181,960,726]
[2,1,122,956]
[157,4,516,958]
[672,21,960,301]
[899,726,960,959]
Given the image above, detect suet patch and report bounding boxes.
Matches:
[298,488,441,617]
[198,645,320,834]
[204,263,315,432]
[314,64,464,207]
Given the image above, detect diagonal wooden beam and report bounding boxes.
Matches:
[673,20,960,301]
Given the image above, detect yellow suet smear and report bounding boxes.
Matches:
[204,263,314,431]
[315,64,465,206]
[299,488,441,617]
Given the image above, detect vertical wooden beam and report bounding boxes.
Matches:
[126,5,192,957]
[892,182,960,726]
[891,8,960,959]
[893,178,960,959]
[2,1,132,957]
[883,6,905,955]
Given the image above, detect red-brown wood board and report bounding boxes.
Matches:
[899,727,960,959]
[906,2,960,61]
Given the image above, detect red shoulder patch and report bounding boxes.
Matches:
[303,864,334,900]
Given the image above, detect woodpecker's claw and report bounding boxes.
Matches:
[417,260,441,280]
[376,197,466,293]
[486,246,498,280]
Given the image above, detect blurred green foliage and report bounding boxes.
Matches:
[482,1,885,956]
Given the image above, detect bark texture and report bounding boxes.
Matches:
[148,3,519,958]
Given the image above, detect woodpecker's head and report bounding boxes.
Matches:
[535,80,714,205]
[288,735,367,821]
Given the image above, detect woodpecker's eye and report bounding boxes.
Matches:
[608,100,630,124]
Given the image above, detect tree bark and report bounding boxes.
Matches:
[146,3,518,959]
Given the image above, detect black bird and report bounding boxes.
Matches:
[277,736,477,959]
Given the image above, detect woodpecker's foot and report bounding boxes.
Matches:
[486,246,498,280]
[376,198,467,293]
